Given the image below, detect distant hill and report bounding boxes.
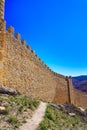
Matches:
[72,75,87,93]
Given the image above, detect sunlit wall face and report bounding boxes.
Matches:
[5,0,87,76]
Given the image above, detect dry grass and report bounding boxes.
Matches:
[0,94,39,130]
[37,105,87,130]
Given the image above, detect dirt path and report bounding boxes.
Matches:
[20,102,47,130]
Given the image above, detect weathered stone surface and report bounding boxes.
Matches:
[51,103,87,117]
[1,101,9,107]
[69,113,76,117]
[0,29,70,103]
[0,86,18,95]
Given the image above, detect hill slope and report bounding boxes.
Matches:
[37,104,87,130]
[0,94,39,130]
[72,75,87,93]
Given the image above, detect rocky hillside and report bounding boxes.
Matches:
[0,94,39,130]
[37,103,87,130]
[0,93,87,130]
[72,75,87,93]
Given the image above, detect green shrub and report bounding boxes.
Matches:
[18,105,23,113]
[7,116,19,124]
[0,95,40,130]
[22,119,27,124]
[37,105,87,130]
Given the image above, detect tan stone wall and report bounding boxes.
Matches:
[74,88,87,108]
[53,76,69,104]
[0,32,4,85]
[71,87,87,108]
[0,23,87,108]
[0,25,69,103]
[0,23,6,86]
[68,78,87,108]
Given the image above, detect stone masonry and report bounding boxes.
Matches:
[0,0,87,108]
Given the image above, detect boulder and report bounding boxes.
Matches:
[69,113,76,117]
[0,106,6,114]
[0,86,19,95]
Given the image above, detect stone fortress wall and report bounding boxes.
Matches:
[0,0,87,108]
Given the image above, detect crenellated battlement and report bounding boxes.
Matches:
[3,24,65,78]
[0,0,5,32]
[0,0,5,20]
[15,33,21,42]
[0,20,86,108]
[8,26,14,35]
[0,20,6,32]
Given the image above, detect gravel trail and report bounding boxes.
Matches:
[20,102,47,130]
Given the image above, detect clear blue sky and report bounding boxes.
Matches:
[5,0,87,76]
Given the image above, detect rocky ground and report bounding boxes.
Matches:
[0,93,87,130]
[0,94,39,130]
[20,102,46,130]
[37,103,87,130]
